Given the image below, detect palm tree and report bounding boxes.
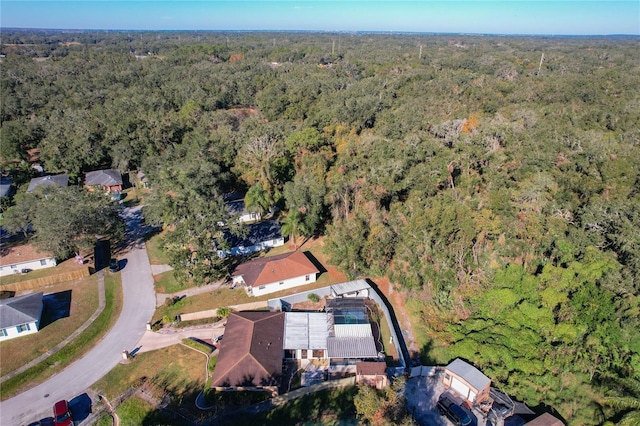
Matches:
[604,378,640,426]
[244,183,273,217]
[281,210,307,250]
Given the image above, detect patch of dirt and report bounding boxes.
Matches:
[372,276,420,361]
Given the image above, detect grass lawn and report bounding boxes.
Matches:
[0,256,90,286]
[145,231,171,266]
[222,386,358,426]
[153,270,184,294]
[0,274,123,400]
[91,344,206,421]
[152,274,338,324]
[0,275,99,375]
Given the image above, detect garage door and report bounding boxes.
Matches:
[451,377,470,400]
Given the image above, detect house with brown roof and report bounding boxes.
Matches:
[0,244,57,277]
[85,169,123,193]
[356,361,389,389]
[231,251,320,297]
[0,292,44,341]
[211,311,285,394]
[525,413,565,426]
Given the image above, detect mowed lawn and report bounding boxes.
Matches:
[0,275,99,375]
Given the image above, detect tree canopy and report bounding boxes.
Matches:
[1,30,639,424]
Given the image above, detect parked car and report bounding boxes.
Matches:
[437,393,472,426]
[109,258,119,272]
[52,400,73,426]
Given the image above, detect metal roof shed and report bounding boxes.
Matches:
[443,358,491,404]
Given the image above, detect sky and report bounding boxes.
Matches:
[1,1,639,36]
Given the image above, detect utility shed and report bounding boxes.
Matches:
[443,358,491,404]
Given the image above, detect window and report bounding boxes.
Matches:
[312,349,324,358]
[279,281,284,285]
[0,329,7,337]
[17,324,30,333]
[40,259,47,266]
[305,275,310,281]
[10,265,16,269]
[258,286,266,290]
[301,350,308,359]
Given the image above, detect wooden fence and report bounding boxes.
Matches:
[0,268,91,292]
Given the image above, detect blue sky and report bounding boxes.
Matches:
[1,1,639,35]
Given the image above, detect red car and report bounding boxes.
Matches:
[53,400,73,426]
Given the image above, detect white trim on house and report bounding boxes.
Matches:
[0,320,39,341]
[249,273,317,297]
[0,256,57,277]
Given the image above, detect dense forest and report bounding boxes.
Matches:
[1,30,639,425]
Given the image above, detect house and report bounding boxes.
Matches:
[443,358,491,405]
[0,244,57,277]
[231,251,320,297]
[0,292,44,341]
[210,311,285,394]
[26,174,69,193]
[226,199,261,223]
[217,220,284,258]
[85,169,123,193]
[525,413,565,426]
[356,361,389,389]
[0,176,12,198]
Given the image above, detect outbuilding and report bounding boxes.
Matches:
[443,358,491,404]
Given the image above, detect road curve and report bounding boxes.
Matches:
[0,206,156,425]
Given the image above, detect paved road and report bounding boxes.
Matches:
[0,206,156,426]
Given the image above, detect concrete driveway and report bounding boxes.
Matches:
[0,206,156,425]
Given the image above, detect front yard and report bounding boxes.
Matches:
[0,273,123,400]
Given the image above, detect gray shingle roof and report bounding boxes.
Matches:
[85,169,122,187]
[446,358,491,391]
[27,175,69,193]
[0,292,43,329]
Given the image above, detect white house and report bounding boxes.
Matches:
[226,199,261,223]
[217,220,285,258]
[232,250,319,297]
[0,292,44,341]
[0,244,57,277]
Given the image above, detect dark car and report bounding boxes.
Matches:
[53,400,73,426]
[108,258,119,272]
[437,394,472,426]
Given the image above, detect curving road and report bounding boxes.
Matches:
[0,206,156,425]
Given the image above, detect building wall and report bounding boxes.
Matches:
[0,257,57,277]
[250,273,317,297]
[443,371,490,404]
[0,320,39,341]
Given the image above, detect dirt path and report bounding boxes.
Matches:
[373,277,420,361]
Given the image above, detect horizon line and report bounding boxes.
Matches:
[2,27,639,38]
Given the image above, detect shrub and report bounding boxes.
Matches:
[307,293,320,303]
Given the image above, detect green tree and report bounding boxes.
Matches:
[3,186,124,259]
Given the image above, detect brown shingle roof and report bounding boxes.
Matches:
[525,413,565,426]
[356,361,387,376]
[232,251,319,288]
[211,312,285,388]
[0,244,55,266]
